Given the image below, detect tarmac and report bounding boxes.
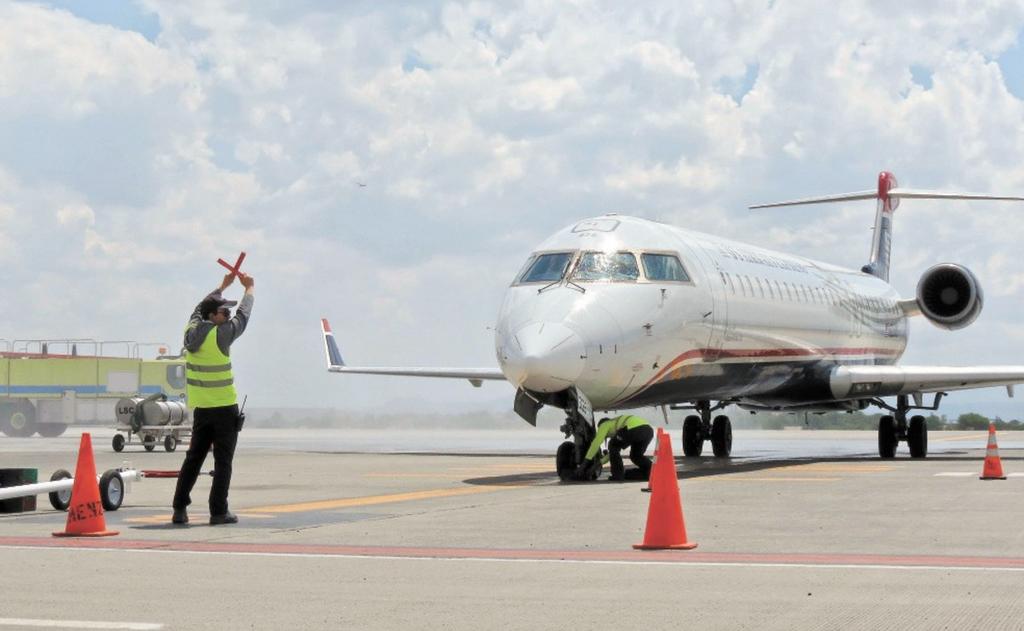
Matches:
[1,427,1023,630]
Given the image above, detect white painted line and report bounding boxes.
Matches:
[0,619,162,630]
[6,545,1024,574]
[936,472,1023,477]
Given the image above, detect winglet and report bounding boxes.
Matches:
[321,318,345,369]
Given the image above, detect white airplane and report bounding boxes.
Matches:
[322,171,1024,478]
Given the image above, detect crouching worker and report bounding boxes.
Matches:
[577,415,654,481]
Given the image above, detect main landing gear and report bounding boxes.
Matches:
[681,401,732,458]
[876,394,931,459]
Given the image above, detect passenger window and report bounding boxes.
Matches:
[573,252,639,281]
[519,252,573,283]
[641,253,690,282]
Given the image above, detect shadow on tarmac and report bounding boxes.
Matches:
[460,451,1016,486]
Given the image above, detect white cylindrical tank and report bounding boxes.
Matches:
[141,399,188,426]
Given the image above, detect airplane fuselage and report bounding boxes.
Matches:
[495,215,907,411]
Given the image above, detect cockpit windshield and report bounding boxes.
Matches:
[572,251,639,282]
[518,252,574,283]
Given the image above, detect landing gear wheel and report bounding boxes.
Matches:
[143,435,156,452]
[112,434,125,452]
[556,441,576,481]
[711,415,733,458]
[908,415,928,458]
[682,415,704,457]
[99,470,124,511]
[48,469,73,511]
[164,435,177,452]
[2,402,37,437]
[36,423,68,438]
[878,415,898,459]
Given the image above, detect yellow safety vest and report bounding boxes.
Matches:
[585,415,649,460]
[185,326,237,409]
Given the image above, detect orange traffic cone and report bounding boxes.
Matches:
[53,433,118,537]
[633,428,697,550]
[980,423,1007,480]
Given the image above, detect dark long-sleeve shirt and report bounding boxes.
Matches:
[183,288,254,356]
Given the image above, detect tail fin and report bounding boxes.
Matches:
[750,172,1024,282]
[866,171,897,281]
[320,318,345,368]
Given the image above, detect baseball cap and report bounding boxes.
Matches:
[200,293,238,318]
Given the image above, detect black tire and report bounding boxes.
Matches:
[36,423,68,438]
[908,415,928,459]
[164,435,177,452]
[48,469,73,511]
[711,415,733,458]
[2,401,37,438]
[556,441,576,481]
[878,415,897,459]
[682,415,704,457]
[112,434,125,452]
[143,435,156,452]
[99,469,124,511]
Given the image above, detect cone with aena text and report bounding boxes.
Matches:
[633,428,697,550]
[980,423,1007,480]
[53,433,119,537]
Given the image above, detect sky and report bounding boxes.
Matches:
[1,0,1023,418]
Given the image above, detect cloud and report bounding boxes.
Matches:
[1,0,1024,414]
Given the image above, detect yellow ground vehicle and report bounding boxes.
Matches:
[0,340,186,438]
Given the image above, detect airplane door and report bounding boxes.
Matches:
[685,243,729,361]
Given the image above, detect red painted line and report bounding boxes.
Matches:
[1,537,1022,569]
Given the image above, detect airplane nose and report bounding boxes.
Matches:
[501,322,585,393]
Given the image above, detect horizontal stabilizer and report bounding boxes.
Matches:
[751,188,1024,209]
[319,318,506,384]
[749,190,877,209]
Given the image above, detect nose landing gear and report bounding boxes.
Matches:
[554,387,598,481]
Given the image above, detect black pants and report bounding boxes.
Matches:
[608,425,654,480]
[173,404,239,515]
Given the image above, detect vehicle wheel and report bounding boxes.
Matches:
[711,415,733,458]
[2,402,37,438]
[36,423,68,438]
[48,469,73,511]
[682,415,704,457]
[143,435,156,452]
[112,434,126,452]
[878,415,898,459]
[556,441,576,481]
[99,469,124,511]
[164,434,177,452]
[908,415,928,459]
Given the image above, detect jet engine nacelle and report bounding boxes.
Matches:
[915,263,983,330]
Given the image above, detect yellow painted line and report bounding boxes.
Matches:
[362,473,487,479]
[772,464,895,473]
[363,469,553,478]
[246,486,514,514]
[124,512,275,525]
[932,433,988,442]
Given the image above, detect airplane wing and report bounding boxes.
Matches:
[320,319,507,387]
[831,365,1024,399]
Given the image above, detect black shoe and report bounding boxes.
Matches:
[209,511,238,525]
[172,508,188,525]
